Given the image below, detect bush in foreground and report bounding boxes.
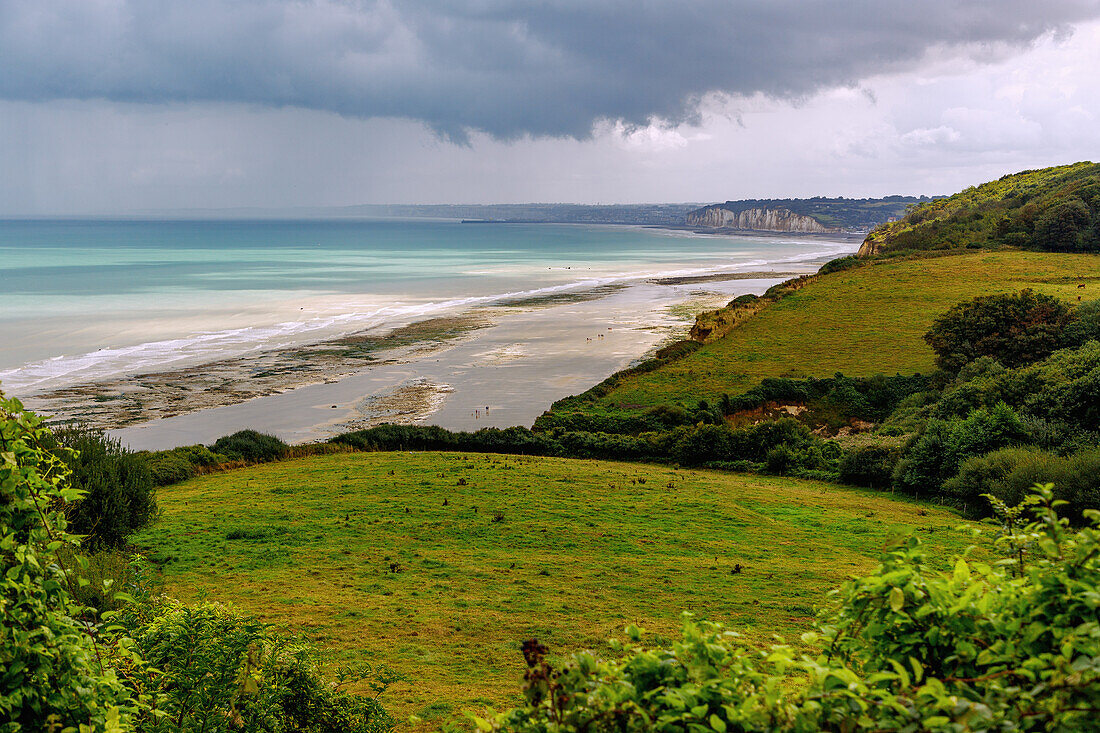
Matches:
[115,597,398,733]
[1,392,395,732]
[0,393,134,728]
[480,486,1100,732]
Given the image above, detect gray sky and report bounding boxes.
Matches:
[2,0,1100,214]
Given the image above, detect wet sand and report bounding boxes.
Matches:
[107,275,799,450]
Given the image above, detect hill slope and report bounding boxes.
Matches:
[860,161,1099,256]
[135,451,975,723]
[540,250,1100,425]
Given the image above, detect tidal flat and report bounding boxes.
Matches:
[102,275,799,449]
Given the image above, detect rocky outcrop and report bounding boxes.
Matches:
[857,237,882,257]
[686,205,837,233]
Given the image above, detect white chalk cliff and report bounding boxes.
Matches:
[686,206,836,233]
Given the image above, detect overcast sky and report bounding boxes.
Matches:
[2,0,1100,214]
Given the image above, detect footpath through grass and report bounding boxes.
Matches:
[136,451,978,725]
[573,250,1100,418]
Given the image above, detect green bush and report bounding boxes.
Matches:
[0,392,136,728]
[50,425,158,551]
[838,445,901,489]
[817,255,861,275]
[60,548,156,613]
[1062,299,1100,345]
[945,446,1100,519]
[727,293,760,307]
[923,289,1074,372]
[211,430,289,463]
[893,402,1028,498]
[115,598,397,733]
[942,446,1045,512]
[1033,197,1094,251]
[144,444,229,486]
[482,487,1100,732]
[145,451,196,486]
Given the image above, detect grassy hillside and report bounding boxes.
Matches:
[862,161,1099,255]
[542,250,1100,426]
[135,451,976,724]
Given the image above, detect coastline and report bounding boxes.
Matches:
[2,225,861,449]
[102,272,822,450]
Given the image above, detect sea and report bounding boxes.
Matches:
[0,218,856,397]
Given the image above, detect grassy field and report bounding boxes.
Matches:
[567,250,1100,418]
[136,451,980,726]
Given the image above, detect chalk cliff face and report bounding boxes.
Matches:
[685,205,836,233]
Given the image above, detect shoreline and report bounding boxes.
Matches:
[15,270,819,434]
[102,271,825,450]
[21,284,628,433]
[3,226,860,448]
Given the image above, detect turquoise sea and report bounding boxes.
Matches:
[0,218,855,395]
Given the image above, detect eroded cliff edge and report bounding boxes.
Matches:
[686,205,837,233]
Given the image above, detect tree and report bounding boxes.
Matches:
[1032,198,1093,251]
[923,289,1073,372]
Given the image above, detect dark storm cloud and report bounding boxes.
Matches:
[2,0,1099,139]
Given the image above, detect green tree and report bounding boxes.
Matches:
[1032,197,1093,251]
[923,289,1073,371]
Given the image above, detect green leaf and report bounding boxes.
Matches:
[889,586,905,612]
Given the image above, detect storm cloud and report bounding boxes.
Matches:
[3,0,1100,139]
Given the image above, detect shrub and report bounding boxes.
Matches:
[481,487,1100,732]
[817,255,861,275]
[838,445,901,489]
[0,391,135,728]
[143,444,231,486]
[1062,300,1100,346]
[61,548,156,613]
[50,425,158,551]
[642,403,690,429]
[923,289,1074,372]
[892,419,953,497]
[894,403,1028,497]
[943,446,1100,519]
[145,451,196,486]
[211,429,289,463]
[763,445,798,475]
[942,446,1045,513]
[115,598,397,732]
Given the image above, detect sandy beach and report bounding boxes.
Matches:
[84,272,810,450]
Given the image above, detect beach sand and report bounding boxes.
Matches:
[97,274,798,450]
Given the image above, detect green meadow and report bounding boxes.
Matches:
[136,451,978,723]
[571,250,1100,417]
